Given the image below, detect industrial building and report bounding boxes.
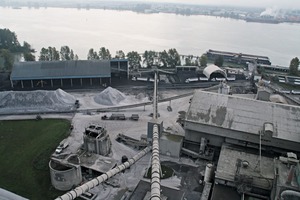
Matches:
[184,90,300,155]
[271,153,300,199]
[83,124,111,156]
[206,49,271,65]
[212,144,274,199]
[10,59,128,89]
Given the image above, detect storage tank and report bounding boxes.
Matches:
[49,159,82,191]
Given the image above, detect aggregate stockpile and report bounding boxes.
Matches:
[0,89,76,114]
[94,87,126,106]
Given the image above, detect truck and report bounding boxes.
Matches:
[102,114,126,120]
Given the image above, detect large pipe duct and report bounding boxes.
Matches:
[280,190,300,200]
[150,71,161,200]
[55,146,151,200]
[151,124,161,200]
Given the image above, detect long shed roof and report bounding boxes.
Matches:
[186,90,300,142]
[10,60,111,80]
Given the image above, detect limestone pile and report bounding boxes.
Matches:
[94,87,126,106]
[0,89,76,114]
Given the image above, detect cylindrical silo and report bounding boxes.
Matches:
[49,159,82,191]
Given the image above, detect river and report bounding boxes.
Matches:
[1,7,300,66]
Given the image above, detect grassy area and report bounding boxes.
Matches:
[0,119,71,200]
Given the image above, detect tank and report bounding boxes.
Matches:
[49,159,82,191]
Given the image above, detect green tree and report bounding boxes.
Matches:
[48,47,60,61]
[0,28,21,52]
[143,50,156,68]
[22,41,35,61]
[289,57,299,76]
[115,50,125,59]
[126,51,141,70]
[70,50,74,60]
[39,47,49,61]
[167,48,181,68]
[158,50,169,67]
[87,48,99,60]
[39,47,59,61]
[98,47,111,60]
[200,54,208,67]
[23,52,35,61]
[60,46,71,60]
[0,49,14,70]
[214,55,224,67]
[74,54,79,60]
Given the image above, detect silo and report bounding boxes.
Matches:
[49,158,82,191]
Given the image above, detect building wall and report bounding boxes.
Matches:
[83,135,111,156]
[184,121,300,153]
[159,137,183,158]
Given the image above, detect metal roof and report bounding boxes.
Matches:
[10,60,111,81]
[203,64,227,79]
[215,144,274,190]
[186,90,300,142]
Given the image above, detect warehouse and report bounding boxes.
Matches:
[10,59,128,89]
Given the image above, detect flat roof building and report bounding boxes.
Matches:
[185,90,300,154]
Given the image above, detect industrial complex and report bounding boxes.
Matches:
[1,51,300,200]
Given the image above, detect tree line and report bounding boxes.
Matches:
[38,46,209,70]
[0,28,35,70]
[1,28,299,74]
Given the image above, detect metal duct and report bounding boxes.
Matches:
[150,124,161,200]
[280,190,300,199]
[55,146,151,200]
[150,72,161,200]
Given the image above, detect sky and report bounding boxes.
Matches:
[137,0,300,9]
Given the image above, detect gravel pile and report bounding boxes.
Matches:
[0,89,76,114]
[94,87,126,106]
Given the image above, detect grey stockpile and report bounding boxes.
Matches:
[94,87,126,106]
[0,89,76,114]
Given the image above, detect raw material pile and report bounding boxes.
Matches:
[94,87,126,106]
[0,89,76,114]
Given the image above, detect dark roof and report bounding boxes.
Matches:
[211,184,240,200]
[11,60,111,81]
[129,180,185,200]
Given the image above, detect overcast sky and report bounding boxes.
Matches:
[139,0,300,9]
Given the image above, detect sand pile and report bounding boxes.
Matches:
[94,87,126,106]
[0,89,76,114]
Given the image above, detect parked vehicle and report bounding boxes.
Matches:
[55,140,69,154]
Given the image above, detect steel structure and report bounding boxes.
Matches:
[54,146,151,200]
[150,72,161,200]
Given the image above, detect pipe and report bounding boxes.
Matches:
[150,124,161,200]
[55,146,151,200]
[280,190,300,200]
